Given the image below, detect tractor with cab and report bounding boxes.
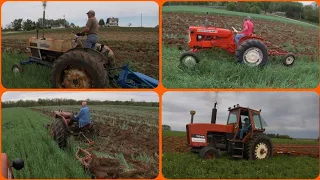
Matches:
[186,102,273,160]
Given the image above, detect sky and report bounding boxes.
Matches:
[162,92,319,139]
[1,1,159,27]
[2,92,159,102]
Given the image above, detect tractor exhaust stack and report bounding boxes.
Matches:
[190,110,196,124]
[42,1,47,39]
[211,102,217,124]
[205,12,209,28]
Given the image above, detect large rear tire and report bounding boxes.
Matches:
[244,133,273,160]
[50,118,68,148]
[50,49,107,88]
[235,39,268,67]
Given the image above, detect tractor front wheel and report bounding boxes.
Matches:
[50,49,107,88]
[244,133,273,160]
[283,53,295,67]
[50,118,68,148]
[179,51,200,69]
[12,63,24,74]
[235,40,268,67]
[199,146,220,160]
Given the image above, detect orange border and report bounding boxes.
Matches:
[0,0,320,180]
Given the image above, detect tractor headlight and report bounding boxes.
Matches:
[197,35,202,41]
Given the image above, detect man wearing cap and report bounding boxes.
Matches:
[234,16,254,46]
[72,101,91,129]
[76,10,99,49]
[239,118,251,140]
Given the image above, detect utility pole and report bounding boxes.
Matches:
[42,1,47,39]
[141,14,142,27]
[63,15,66,27]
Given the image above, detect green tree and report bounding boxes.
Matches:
[11,19,23,31]
[99,19,105,26]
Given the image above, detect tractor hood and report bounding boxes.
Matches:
[54,111,73,118]
[189,26,233,38]
[186,123,234,147]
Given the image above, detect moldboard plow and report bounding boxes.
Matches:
[273,145,319,158]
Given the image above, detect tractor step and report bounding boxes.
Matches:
[232,155,243,158]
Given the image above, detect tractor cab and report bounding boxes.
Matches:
[226,104,268,141]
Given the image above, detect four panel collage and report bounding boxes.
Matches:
[0,0,319,179]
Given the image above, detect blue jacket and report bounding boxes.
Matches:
[75,106,91,128]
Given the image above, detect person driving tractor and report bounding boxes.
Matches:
[234,16,254,46]
[76,10,99,49]
[239,118,250,140]
[72,101,91,128]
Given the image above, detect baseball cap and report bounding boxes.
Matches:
[86,10,95,15]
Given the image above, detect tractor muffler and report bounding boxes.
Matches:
[211,102,217,124]
[190,110,196,123]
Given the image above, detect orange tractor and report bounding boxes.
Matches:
[186,103,273,160]
[180,12,296,68]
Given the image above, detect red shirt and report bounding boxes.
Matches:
[242,20,254,35]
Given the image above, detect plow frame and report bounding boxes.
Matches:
[75,133,95,167]
[273,145,319,158]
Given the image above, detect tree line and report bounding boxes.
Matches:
[163,2,319,23]
[3,17,116,31]
[2,98,159,108]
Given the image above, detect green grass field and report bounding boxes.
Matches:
[162,130,319,178]
[162,6,319,89]
[162,48,318,88]
[2,52,53,88]
[2,108,89,178]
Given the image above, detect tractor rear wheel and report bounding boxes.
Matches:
[12,63,24,74]
[235,39,268,67]
[244,133,273,160]
[283,52,295,66]
[50,49,107,88]
[179,51,200,69]
[199,146,220,159]
[50,118,68,148]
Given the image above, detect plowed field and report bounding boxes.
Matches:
[162,12,318,58]
[2,105,159,178]
[2,27,159,81]
[163,136,319,158]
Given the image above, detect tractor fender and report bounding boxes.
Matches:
[54,115,69,127]
[238,36,264,46]
[65,47,109,65]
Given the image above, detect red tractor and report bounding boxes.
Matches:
[186,102,273,160]
[1,153,24,179]
[180,12,295,68]
[46,110,98,148]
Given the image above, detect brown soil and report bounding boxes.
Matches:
[31,107,158,178]
[2,29,159,79]
[162,12,318,59]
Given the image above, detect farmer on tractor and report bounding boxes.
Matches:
[76,10,99,49]
[239,118,251,139]
[72,101,91,128]
[234,16,254,45]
